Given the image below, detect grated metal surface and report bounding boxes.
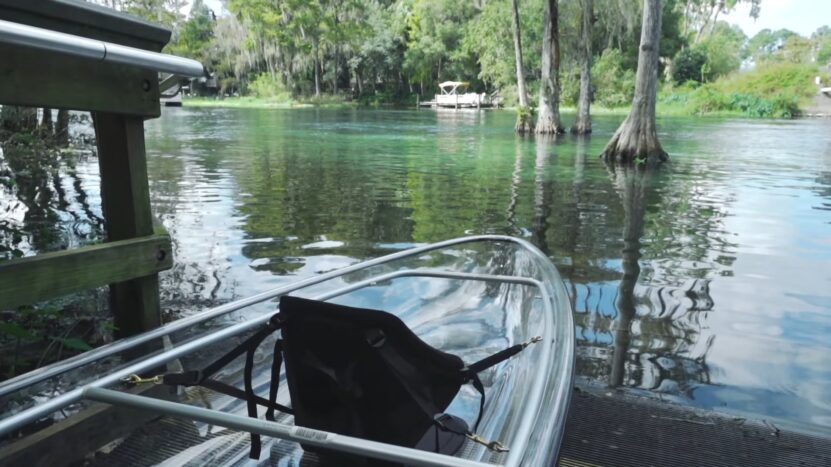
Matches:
[88,384,831,466]
[557,388,831,467]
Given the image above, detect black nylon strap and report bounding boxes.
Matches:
[465,344,525,375]
[469,374,486,432]
[461,341,535,433]
[244,344,261,459]
[200,378,293,415]
[199,317,282,383]
[266,339,283,422]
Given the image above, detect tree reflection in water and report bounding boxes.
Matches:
[594,165,715,394]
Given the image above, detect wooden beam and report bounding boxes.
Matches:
[0,235,172,311]
[0,44,160,117]
[93,112,163,338]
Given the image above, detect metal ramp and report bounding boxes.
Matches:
[558,386,831,467]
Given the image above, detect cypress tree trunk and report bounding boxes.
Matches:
[571,0,593,135]
[331,50,338,93]
[40,108,53,134]
[535,0,563,134]
[511,0,532,133]
[601,0,668,166]
[313,54,321,97]
[56,109,70,147]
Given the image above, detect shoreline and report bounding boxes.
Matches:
[180,96,816,119]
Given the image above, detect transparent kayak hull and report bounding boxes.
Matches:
[0,236,574,467]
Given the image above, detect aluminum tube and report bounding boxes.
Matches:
[0,19,204,77]
[313,270,543,302]
[504,278,554,467]
[0,309,273,435]
[0,235,521,398]
[83,387,496,467]
[103,42,204,77]
[0,19,103,60]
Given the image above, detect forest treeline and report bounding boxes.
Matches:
[101,0,831,117]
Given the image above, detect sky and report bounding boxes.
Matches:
[723,0,831,37]
[197,0,830,39]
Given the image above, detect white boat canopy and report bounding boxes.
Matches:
[439,81,470,94]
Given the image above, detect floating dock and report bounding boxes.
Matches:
[559,385,831,467]
[56,383,831,466]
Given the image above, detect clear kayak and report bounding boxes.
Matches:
[0,235,574,466]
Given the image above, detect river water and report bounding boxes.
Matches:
[4,107,831,432]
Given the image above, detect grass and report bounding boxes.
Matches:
[657,63,821,118]
[183,96,359,109]
[186,63,824,119]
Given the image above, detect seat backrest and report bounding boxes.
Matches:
[279,295,465,449]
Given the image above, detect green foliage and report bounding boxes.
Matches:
[592,49,635,108]
[404,0,478,87]
[818,41,831,65]
[167,0,214,62]
[94,0,825,114]
[746,28,798,63]
[248,73,292,101]
[461,0,542,94]
[672,48,708,84]
[0,322,36,340]
[120,0,182,28]
[660,63,818,118]
[560,64,581,107]
[697,22,746,80]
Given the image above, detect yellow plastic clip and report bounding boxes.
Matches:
[521,336,543,348]
[122,374,162,385]
[466,433,509,452]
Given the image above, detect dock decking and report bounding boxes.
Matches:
[77,382,831,466]
[559,385,831,467]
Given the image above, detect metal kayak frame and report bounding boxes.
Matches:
[0,235,575,467]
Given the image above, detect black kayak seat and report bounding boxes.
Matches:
[280,296,468,463]
[158,295,538,464]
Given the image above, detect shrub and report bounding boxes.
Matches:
[659,63,814,118]
[248,73,291,101]
[592,49,635,108]
[560,66,580,107]
[672,48,708,84]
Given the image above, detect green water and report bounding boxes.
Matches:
[4,107,829,430]
[140,108,831,431]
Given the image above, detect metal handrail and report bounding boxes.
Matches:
[0,18,204,77]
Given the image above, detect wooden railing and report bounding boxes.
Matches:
[0,0,198,336]
[0,233,173,311]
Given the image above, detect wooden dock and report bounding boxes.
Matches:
[64,382,831,466]
[558,385,831,467]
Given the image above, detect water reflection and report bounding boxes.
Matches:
[0,142,102,258]
[2,108,830,431]
[140,110,831,430]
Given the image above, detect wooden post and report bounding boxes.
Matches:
[93,112,161,338]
